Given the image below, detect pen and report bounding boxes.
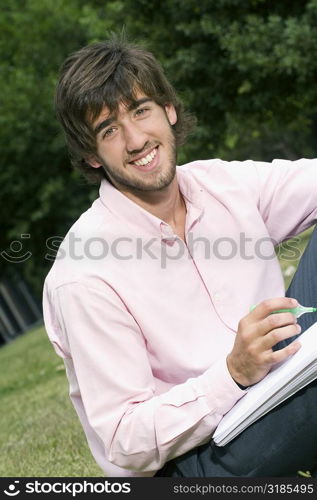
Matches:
[250,303,317,318]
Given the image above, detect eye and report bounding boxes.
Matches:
[102,126,116,139]
[135,107,150,117]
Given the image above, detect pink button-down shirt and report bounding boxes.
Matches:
[43,158,317,476]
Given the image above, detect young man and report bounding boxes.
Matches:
[43,38,317,477]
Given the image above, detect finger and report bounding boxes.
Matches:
[261,322,301,350]
[264,339,302,365]
[258,312,298,336]
[250,297,298,320]
[249,312,297,339]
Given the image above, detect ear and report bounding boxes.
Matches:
[164,103,177,126]
[85,156,102,169]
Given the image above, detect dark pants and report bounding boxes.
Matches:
[157,225,317,477]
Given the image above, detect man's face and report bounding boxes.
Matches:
[89,93,178,193]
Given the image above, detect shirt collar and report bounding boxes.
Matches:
[98,166,205,238]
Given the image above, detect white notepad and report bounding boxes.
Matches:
[213,321,317,446]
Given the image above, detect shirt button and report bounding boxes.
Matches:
[161,225,175,238]
[214,292,221,302]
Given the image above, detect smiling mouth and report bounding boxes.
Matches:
[129,147,158,167]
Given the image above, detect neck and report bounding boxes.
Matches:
[117,176,186,228]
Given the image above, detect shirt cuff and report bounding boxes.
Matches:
[197,356,246,416]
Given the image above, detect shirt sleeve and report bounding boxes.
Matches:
[48,280,245,473]
[249,158,317,242]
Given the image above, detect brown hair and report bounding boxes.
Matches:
[55,36,196,183]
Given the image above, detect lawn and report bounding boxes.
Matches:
[0,325,102,477]
[277,226,313,290]
[0,226,314,477]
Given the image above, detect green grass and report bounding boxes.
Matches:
[0,326,102,477]
[277,226,313,290]
[0,227,314,477]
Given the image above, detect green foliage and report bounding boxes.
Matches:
[1,0,317,295]
[0,0,108,293]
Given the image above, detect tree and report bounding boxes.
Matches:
[0,0,116,294]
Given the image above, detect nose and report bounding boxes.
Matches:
[123,122,148,155]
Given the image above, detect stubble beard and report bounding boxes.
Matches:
[100,132,177,194]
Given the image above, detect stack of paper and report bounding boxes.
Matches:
[213,321,317,446]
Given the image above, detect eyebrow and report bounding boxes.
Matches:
[94,98,153,136]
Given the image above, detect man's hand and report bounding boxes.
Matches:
[227,297,302,387]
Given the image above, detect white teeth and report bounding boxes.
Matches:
[133,148,157,166]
